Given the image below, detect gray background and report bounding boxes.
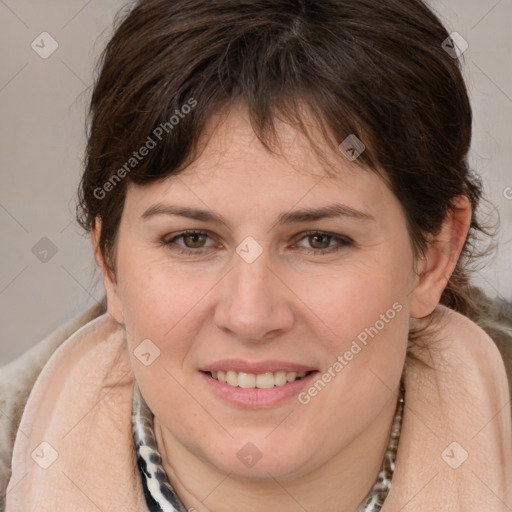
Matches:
[1,0,511,366]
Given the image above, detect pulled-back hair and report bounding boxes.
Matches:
[76,0,511,377]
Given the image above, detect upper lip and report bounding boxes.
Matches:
[201,359,317,374]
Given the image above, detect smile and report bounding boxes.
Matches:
[209,370,310,389]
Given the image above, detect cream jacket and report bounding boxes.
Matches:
[1,301,511,511]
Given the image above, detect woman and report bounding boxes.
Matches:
[1,0,511,510]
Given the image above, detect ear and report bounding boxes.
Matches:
[410,195,472,318]
[91,217,124,324]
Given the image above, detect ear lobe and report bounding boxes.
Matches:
[90,217,124,324]
[410,195,472,318]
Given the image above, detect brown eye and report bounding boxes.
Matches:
[162,230,216,254]
[293,231,353,255]
[182,232,208,248]
[308,233,331,250]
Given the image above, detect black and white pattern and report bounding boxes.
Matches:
[355,380,405,511]
[132,379,405,512]
[132,381,188,512]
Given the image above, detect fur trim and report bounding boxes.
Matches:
[0,301,106,510]
[0,290,511,509]
[470,287,512,400]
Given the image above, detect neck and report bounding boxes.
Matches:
[154,391,399,512]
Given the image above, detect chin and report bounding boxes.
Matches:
[203,436,314,481]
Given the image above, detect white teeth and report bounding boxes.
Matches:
[238,372,256,388]
[286,371,297,382]
[209,370,309,388]
[255,372,275,389]
[274,370,287,386]
[226,370,238,387]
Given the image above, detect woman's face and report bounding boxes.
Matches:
[103,105,419,480]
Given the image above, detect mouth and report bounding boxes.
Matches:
[204,370,314,389]
[199,362,319,408]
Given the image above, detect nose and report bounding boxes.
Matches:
[213,249,295,342]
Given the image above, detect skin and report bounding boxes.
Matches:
[92,103,471,512]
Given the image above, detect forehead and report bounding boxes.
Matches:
[124,104,397,223]
[185,103,361,180]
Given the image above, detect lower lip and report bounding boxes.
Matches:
[201,371,319,408]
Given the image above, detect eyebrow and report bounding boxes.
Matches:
[141,202,374,227]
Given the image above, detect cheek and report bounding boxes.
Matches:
[298,252,414,349]
[291,267,410,463]
[119,262,208,432]
[118,247,215,336]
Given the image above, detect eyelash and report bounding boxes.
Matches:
[161,230,353,256]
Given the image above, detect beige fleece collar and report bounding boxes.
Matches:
[5,307,512,511]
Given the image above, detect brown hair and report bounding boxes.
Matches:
[77,0,496,366]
